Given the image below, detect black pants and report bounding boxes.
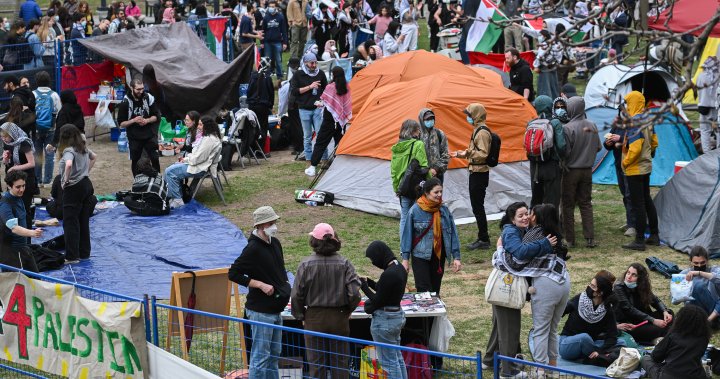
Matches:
[310,109,343,166]
[430,24,440,51]
[412,250,445,294]
[614,159,636,228]
[250,104,271,151]
[469,171,490,242]
[62,177,94,260]
[287,108,304,153]
[627,174,658,242]
[530,159,561,209]
[129,136,159,176]
[626,309,673,345]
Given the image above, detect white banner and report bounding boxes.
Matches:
[0,272,148,378]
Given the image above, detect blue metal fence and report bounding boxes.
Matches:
[494,353,610,379]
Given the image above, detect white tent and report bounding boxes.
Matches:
[584,64,680,109]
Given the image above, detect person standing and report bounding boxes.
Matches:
[390,120,428,242]
[528,95,566,208]
[237,2,263,51]
[454,103,491,250]
[291,223,361,379]
[229,206,291,379]
[117,78,160,177]
[418,108,449,183]
[262,0,288,78]
[57,124,96,263]
[500,0,523,50]
[23,19,45,69]
[561,96,600,248]
[32,71,61,187]
[620,91,659,251]
[603,106,636,238]
[360,241,408,379]
[506,48,534,102]
[248,59,275,152]
[18,0,43,24]
[286,0,307,59]
[69,13,87,65]
[290,52,327,162]
[696,56,719,154]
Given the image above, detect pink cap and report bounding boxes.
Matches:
[309,223,336,240]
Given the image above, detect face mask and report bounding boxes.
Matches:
[368,53,376,60]
[4,22,10,30]
[81,20,87,27]
[268,6,277,14]
[554,108,567,118]
[695,265,707,272]
[466,115,474,125]
[424,119,434,129]
[264,224,278,237]
[585,286,595,299]
[624,280,637,289]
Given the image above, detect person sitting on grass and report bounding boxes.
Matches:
[640,304,711,379]
[681,246,720,328]
[163,116,222,208]
[0,170,43,270]
[125,157,169,216]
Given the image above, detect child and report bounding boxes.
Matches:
[641,304,711,379]
[399,12,418,53]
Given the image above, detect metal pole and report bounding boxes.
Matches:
[143,294,152,342]
[99,0,108,12]
[151,296,159,346]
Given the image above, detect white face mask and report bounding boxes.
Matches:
[264,224,278,238]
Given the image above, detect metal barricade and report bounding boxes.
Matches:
[494,353,610,379]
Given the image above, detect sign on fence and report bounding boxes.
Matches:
[0,272,149,378]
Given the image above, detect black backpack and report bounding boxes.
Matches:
[27,244,64,272]
[473,126,502,167]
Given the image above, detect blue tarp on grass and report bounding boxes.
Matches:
[34,200,247,299]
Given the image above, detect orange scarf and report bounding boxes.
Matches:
[416,195,443,264]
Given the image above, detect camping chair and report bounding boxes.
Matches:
[190,147,227,205]
[228,109,267,168]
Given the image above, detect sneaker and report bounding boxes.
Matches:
[624,227,636,237]
[169,198,185,209]
[645,234,660,246]
[500,370,528,379]
[64,259,80,265]
[585,238,597,248]
[622,240,646,251]
[304,166,316,176]
[466,239,491,250]
[481,362,490,370]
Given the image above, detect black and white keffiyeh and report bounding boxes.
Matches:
[491,226,566,284]
[578,291,607,324]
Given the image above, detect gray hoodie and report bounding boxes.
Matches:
[563,97,601,169]
[418,108,450,174]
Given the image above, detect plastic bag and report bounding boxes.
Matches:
[359,345,386,379]
[94,100,116,129]
[429,314,455,352]
[670,273,694,304]
[606,347,641,378]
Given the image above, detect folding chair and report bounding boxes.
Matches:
[190,148,227,205]
[228,109,267,168]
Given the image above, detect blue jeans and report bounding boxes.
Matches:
[399,196,414,243]
[299,108,324,160]
[163,163,205,199]
[33,130,55,184]
[371,310,407,379]
[246,309,283,379]
[689,279,720,315]
[264,41,283,77]
[559,334,624,361]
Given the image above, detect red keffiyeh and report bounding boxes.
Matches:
[320,82,352,127]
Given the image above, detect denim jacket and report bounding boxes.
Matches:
[400,203,460,262]
[501,224,552,261]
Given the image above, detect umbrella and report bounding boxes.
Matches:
[184,271,197,351]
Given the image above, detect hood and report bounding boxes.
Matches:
[566,96,585,121]
[365,240,397,269]
[552,96,569,122]
[60,90,78,105]
[624,91,645,117]
[13,86,33,102]
[465,103,487,125]
[418,107,435,127]
[391,138,418,154]
[533,95,553,118]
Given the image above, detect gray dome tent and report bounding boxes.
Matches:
[655,150,720,256]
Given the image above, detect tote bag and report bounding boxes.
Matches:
[484,268,528,309]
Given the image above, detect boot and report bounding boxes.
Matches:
[645,234,660,246]
[623,240,646,251]
[586,238,597,248]
[466,239,491,250]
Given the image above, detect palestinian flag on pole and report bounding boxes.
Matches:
[466,0,507,53]
[206,18,227,61]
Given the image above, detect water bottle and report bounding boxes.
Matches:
[117,131,128,152]
[306,201,318,207]
[312,87,317,96]
[175,122,182,136]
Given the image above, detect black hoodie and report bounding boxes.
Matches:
[509,58,535,102]
[52,90,86,147]
[361,241,408,314]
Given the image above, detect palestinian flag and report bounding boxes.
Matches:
[206,18,227,61]
[466,0,507,53]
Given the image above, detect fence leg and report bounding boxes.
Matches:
[143,294,152,343]
[477,351,482,379]
[151,296,159,346]
[493,352,500,379]
[55,39,62,92]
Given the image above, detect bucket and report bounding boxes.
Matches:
[110,127,121,142]
[674,161,690,174]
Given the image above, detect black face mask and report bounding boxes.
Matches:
[585,286,595,299]
[368,53,376,60]
[695,265,708,272]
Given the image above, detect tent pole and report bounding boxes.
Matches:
[642,44,649,95]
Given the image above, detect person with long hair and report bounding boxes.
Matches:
[57,124,96,263]
[559,270,621,366]
[1,122,38,227]
[37,16,56,67]
[614,263,673,345]
[401,177,461,293]
[1,97,35,138]
[382,20,405,56]
[641,305,711,379]
[483,201,557,376]
[4,20,27,71]
[163,116,222,207]
[368,4,392,44]
[304,66,351,176]
[77,1,94,35]
[51,90,85,149]
[390,120,428,242]
[125,0,146,26]
[291,223,361,379]
[175,111,202,156]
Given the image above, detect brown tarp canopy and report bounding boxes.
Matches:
[80,22,253,120]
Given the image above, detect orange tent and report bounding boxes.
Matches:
[339,72,537,168]
[350,50,504,118]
